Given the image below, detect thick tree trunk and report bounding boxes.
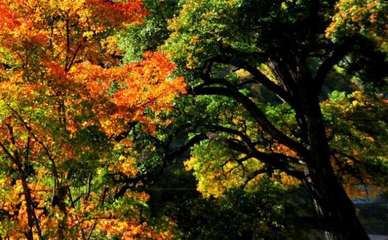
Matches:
[302,97,369,240]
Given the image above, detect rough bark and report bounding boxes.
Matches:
[301,96,369,240]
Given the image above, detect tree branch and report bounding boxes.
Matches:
[206,53,293,104]
[314,37,356,92]
[192,84,306,155]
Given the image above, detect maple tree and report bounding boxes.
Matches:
[0,0,184,239]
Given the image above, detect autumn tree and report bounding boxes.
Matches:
[117,0,387,239]
[0,0,184,239]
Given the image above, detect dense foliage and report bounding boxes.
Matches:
[0,0,184,239]
[0,0,387,239]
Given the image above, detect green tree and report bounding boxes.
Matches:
[119,0,387,239]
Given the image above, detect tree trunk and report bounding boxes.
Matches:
[15,161,43,240]
[302,97,369,240]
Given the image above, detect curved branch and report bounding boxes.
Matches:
[192,84,306,155]
[224,139,304,180]
[204,125,254,148]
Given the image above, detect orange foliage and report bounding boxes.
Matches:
[0,3,20,29]
[87,0,147,26]
[0,0,185,136]
[273,144,298,158]
[0,0,183,238]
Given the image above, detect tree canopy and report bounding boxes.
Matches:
[0,0,184,238]
[0,0,387,239]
